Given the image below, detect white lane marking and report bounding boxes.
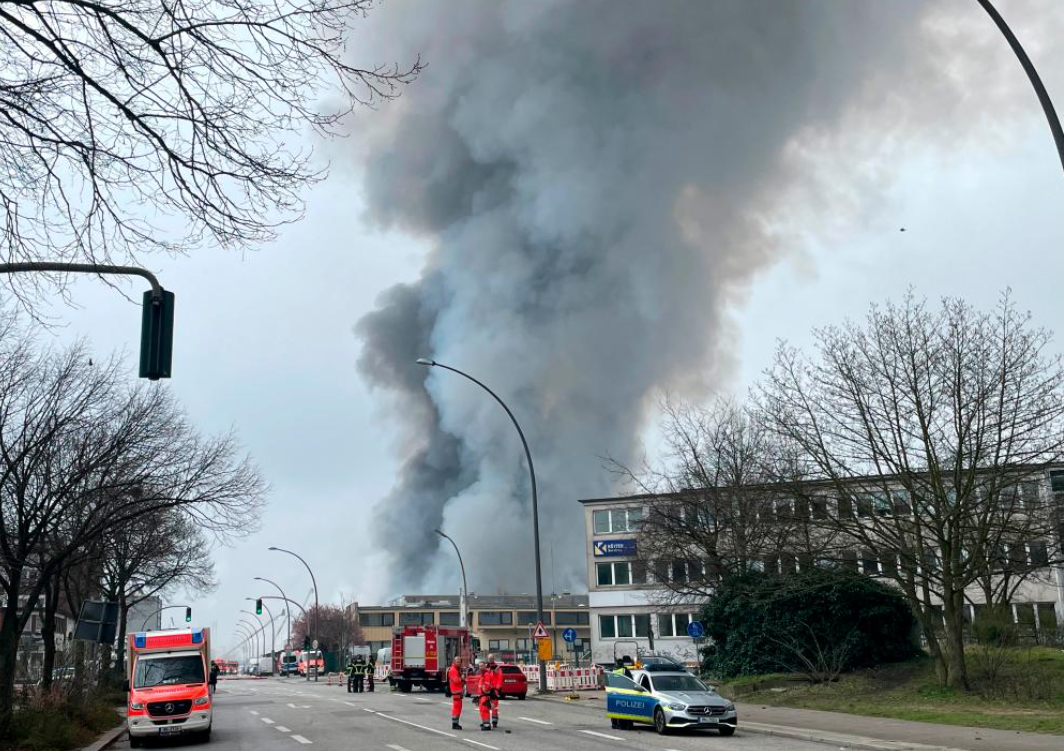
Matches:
[367,710,457,738]
[581,730,624,741]
[291,735,312,745]
[462,740,499,751]
[344,701,357,707]
[275,726,291,733]
[261,717,275,725]
[249,710,259,716]
[519,717,553,725]
[386,746,413,751]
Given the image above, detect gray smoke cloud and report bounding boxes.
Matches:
[351,0,992,595]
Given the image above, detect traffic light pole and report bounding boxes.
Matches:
[0,262,175,380]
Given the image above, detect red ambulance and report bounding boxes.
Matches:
[125,628,212,745]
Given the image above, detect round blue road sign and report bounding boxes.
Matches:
[562,628,578,643]
[687,621,705,639]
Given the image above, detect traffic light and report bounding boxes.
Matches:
[184,607,192,623]
[139,289,175,380]
[255,599,263,615]
[303,636,311,650]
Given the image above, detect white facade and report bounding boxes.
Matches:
[581,469,1064,667]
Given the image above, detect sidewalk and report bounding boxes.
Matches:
[532,689,1063,751]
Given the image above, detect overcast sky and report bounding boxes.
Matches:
[25,0,1064,657]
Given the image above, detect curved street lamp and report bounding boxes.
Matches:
[268,547,319,655]
[254,576,292,649]
[435,529,468,628]
[139,604,191,631]
[247,598,277,668]
[416,357,547,693]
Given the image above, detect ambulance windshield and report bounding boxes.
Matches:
[134,655,204,688]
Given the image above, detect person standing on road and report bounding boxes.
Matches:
[447,656,466,730]
[613,657,632,679]
[485,654,502,728]
[209,662,219,695]
[353,656,366,693]
[367,657,376,693]
[476,660,494,731]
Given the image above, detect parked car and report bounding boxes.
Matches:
[465,663,528,700]
[606,669,736,736]
[637,655,689,673]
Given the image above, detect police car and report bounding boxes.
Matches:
[605,669,737,736]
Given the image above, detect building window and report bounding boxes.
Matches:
[811,496,829,520]
[516,638,532,651]
[517,612,551,625]
[656,613,696,637]
[399,612,434,626]
[556,611,589,626]
[592,507,643,534]
[1028,540,1050,567]
[892,490,912,516]
[1050,470,1064,494]
[439,612,461,626]
[860,550,879,575]
[488,640,510,651]
[478,611,513,626]
[1037,603,1058,631]
[599,615,616,638]
[361,612,395,627]
[599,614,651,639]
[597,561,644,587]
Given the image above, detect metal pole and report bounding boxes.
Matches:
[435,530,468,628]
[0,262,164,298]
[260,600,277,673]
[977,0,1064,178]
[238,619,260,661]
[417,358,548,693]
[255,577,292,650]
[268,547,319,681]
[243,607,270,673]
[138,604,190,631]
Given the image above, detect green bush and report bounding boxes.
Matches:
[5,689,121,751]
[701,568,919,680]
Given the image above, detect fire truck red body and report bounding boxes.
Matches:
[390,625,474,693]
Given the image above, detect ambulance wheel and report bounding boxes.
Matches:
[517,693,526,700]
[610,718,619,729]
[654,708,670,735]
[129,736,142,748]
[718,725,735,737]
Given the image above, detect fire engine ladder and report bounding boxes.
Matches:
[393,632,404,667]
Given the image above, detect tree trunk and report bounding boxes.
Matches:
[71,639,87,702]
[40,577,61,691]
[0,585,23,740]
[113,593,129,681]
[943,592,969,690]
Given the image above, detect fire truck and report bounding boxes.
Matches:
[125,628,212,746]
[390,624,475,693]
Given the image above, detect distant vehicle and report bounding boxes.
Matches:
[466,663,527,700]
[37,666,76,687]
[391,624,474,693]
[278,652,298,676]
[637,655,689,673]
[125,628,212,746]
[297,650,323,676]
[254,656,274,676]
[606,669,736,736]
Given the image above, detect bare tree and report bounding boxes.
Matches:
[292,604,362,655]
[0,318,265,737]
[605,396,821,605]
[758,292,1064,690]
[0,0,419,299]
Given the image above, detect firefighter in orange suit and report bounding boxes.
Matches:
[447,656,466,730]
[485,654,502,728]
[476,660,494,731]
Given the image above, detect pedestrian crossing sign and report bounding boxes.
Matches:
[532,622,550,640]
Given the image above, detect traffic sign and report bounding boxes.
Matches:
[562,627,577,643]
[537,638,553,661]
[532,622,550,640]
[311,639,319,650]
[687,621,705,639]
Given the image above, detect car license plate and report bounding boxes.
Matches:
[698,717,714,724]
[158,726,182,735]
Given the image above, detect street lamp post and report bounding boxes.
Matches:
[268,547,319,681]
[255,577,292,650]
[435,530,468,628]
[238,619,260,661]
[246,600,277,672]
[138,604,191,631]
[416,358,548,693]
[235,624,256,668]
[242,610,267,671]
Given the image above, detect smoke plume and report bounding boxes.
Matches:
[351,0,1028,595]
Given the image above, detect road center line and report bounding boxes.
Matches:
[369,710,457,738]
[249,710,259,716]
[275,726,291,733]
[261,717,275,725]
[290,735,313,744]
[581,730,624,741]
[518,717,553,725]
[462,739,499,751]
[386,746,413,751]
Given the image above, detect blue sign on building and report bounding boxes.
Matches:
[593,539,637,557]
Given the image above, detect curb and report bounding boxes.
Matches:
[530,693,965,751]
[79,724,126,751]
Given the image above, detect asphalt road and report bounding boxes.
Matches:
[109,677,834,751]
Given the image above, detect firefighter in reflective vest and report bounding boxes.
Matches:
[367,657,376,693]
[353,656,366,693]
[485,654,502,728]
[345,659,357,693]
[447,656,466,730]
[475,660,494,731]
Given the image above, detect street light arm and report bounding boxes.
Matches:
[977,0,1064,177]
[435,529,469,628]
[261,596,308,621]
[138,604,191,631]
[0,262,164,298]
[255,576,292,649]
[268,547,319,647]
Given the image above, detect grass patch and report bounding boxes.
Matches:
[2,689,122,751]
[718,648,1064,736]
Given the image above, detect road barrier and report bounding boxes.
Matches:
[519,664,603,691]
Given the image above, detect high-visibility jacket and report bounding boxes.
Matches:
[447,664,465,694]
